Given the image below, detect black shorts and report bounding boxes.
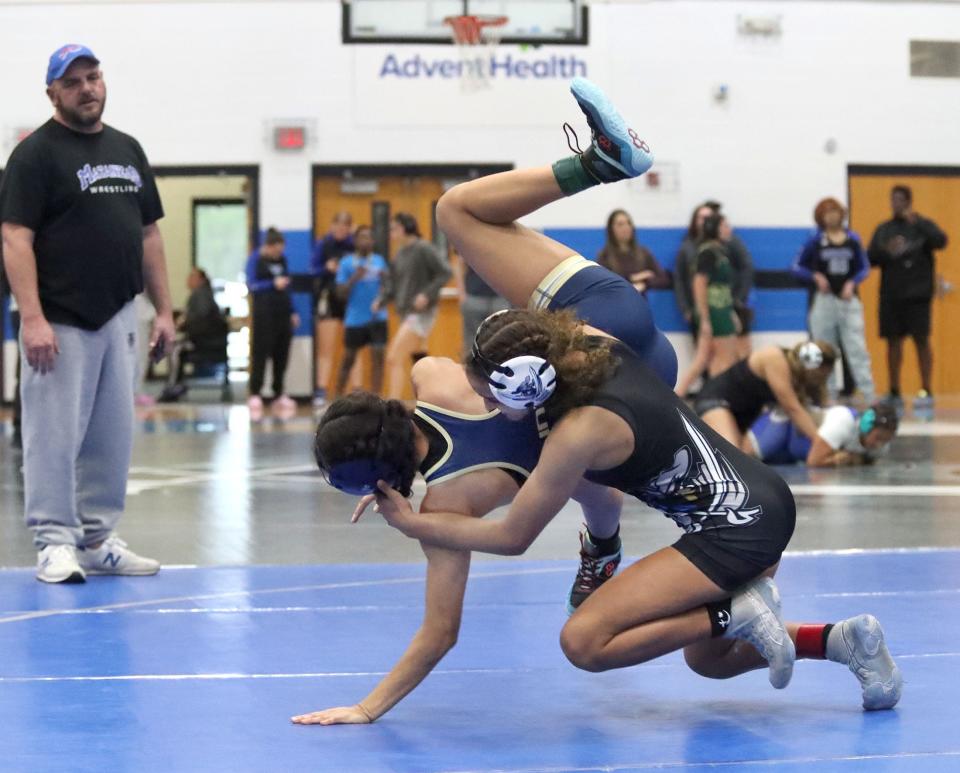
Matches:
[879,296,931,339]
[671,468,796,591]
[733,302,753,335]
[315,277,346,321]
[344,321,388,349]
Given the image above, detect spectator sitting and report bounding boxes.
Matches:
[157,268,228,403]
[596,208,669,294]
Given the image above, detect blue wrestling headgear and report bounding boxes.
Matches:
[471,310,558,410]
[325,458,402,496]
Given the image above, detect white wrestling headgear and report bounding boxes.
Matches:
[471,310,558,410]
[797,341,824,370]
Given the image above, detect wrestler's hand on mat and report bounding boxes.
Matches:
[291,704,373,726]
[351,494,377,523]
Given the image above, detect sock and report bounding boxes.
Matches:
[552,155,601,196]
[705,599,733,638]
[585,526,620,556]
[825,622,854,664]
[314,387,327,398]
[796,623,834,659]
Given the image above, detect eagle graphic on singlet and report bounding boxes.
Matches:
[639,411,763,533]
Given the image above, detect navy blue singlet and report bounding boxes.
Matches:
[413,402,547,487]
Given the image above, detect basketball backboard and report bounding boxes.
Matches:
[342,0,589,46]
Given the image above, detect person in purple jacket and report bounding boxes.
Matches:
[246,227,298,419]
[791,198,874,404]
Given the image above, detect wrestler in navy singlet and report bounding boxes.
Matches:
[582,339,795,590]
[413,402,547,487]
[530,256,678,387]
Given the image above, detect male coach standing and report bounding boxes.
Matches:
[0,45,175,583]
[868,185,947,417]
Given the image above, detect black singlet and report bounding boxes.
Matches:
[582,340,793,541]
[693,359,776,432]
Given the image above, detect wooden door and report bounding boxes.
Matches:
[313,176,463,400]
[848,172,960,397]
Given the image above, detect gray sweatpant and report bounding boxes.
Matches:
[808,293,875,403]
[20,302,136,549]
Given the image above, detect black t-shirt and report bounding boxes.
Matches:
[0,119,163,330]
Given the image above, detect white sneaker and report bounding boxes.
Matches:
[77,536,160,576]
[726,576,796,689]
[37,544,86,584]
[829,614,903,710]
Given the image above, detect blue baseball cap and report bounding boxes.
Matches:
[46,44,100,86]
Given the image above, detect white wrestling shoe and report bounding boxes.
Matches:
[828,614,903,710]
[726,576,795,689]
[37,544,86,584]
[78,536,160,576]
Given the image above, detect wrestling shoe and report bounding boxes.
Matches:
[881,393,905,419]
[37,544,86,584]
[566,530,622,615]
[725,576,795,689]
[828,614,903,710]
[568,77,654,182]
[913,391,934,423]
[78,536,160,576]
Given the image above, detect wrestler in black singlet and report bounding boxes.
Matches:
[693,359,777,432]
[583,340,795,590]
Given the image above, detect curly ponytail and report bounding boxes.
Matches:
[466,308,616,420]
[313,392,419,496]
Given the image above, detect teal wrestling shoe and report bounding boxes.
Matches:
[569,77,654,182]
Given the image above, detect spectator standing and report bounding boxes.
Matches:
[0,45,175,583]
[596,208,669,294]
[674,213,740,396]
[792,198,874,404]
[334,226,388,396]
[459,264,509,353]
[868,185,947,417]
[246,227,298,419]
[310,212,354,408]
[675,201,754,356]
[378,213,452,400]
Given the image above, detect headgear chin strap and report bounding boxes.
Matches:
[471,311,557,410]
[325,458,402,496]
[797,341,824,370]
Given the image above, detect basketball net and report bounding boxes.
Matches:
[444,15,508,93]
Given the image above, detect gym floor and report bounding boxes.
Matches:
[0,403,958,772]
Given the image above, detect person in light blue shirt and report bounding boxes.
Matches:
[334,226,389,396]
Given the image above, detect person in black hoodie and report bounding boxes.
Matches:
[867,185,947,416]
[246,227,298,418]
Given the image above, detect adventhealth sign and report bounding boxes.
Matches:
[380,52,588,79]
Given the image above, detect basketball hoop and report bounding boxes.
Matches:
[444,14,508,93]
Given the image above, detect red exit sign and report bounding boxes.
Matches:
[274,126,306,151]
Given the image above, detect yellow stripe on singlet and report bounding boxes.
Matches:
[528,255,594,311]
